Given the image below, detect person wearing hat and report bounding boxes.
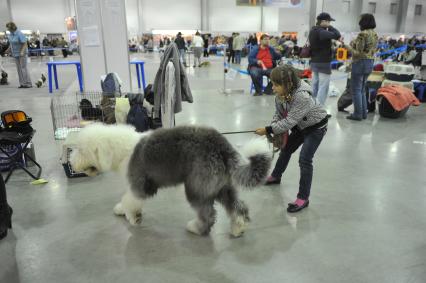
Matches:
[308,12,341,105]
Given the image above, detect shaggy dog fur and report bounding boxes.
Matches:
[69,123,271,237]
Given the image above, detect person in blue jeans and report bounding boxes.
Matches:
[345,14,378,121]
[255,65,328,213]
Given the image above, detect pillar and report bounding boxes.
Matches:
[75,0,131,92]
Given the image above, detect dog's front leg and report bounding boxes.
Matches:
[114,190,143,226]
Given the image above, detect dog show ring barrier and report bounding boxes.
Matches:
[217,45,245,95]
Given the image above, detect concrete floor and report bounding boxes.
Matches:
[0,53,425,283]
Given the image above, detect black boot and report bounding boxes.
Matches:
[0,205,12,240]
[0,173,12,240]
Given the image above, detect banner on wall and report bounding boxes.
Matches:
[236,0,303,8]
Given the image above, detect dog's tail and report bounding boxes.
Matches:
[231,138,272,187]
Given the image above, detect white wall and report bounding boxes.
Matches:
[321,0,426,34]
[5,0,426,35]
[407,0,426,33]
[360,0,399,33]
[263,7,279,32]
[138,0,201,32]
[278,2,311,42]
[0,0,11,29]
[126,0,140,37]
[126,0,277,34]
[209,0,261,32]
[322,0,362,32]
[10,0,70,33]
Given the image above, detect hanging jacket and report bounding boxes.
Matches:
[153,43,193,119]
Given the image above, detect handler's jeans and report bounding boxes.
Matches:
[271,126,327,200]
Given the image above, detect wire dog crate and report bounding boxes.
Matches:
[51,91,145,177]
[51,91,118,178]
[50,91,119,140]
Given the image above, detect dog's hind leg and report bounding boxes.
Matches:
[185,186,216,236]
[217,185,250,237]
[186,202,216,236]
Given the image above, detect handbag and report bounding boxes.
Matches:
[299,40,311,58]
[266,109,289,153]
[266,131,289,153]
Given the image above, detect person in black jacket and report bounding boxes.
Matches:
[248,34,258,46]
[308,12,341,105]
[227,33,235,63]
[175,32,187,67]
[203,34,209,57]
[0,173,12,240]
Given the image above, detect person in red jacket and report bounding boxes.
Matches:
[248,34,282,96]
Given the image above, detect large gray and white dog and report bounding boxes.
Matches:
[69,123,271,237]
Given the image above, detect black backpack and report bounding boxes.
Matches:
[144,84,155,105]
[101,73,121,96]
[126,93,150,132]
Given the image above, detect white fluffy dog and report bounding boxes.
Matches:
[69,123,271,237]
[68,124,146,225]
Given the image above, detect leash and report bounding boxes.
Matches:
[220,130,281,158]
[220,130,256,135]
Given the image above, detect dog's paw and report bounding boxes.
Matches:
[186,219,203,235]
[126,211,142,226]
[113,202,125,216]
[230,215,248,238]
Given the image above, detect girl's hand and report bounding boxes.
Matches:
[255,128,267,136]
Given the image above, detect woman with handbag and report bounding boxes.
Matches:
[255,65,328,213]
[0,173,13,240]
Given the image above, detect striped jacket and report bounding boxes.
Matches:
[270,81,328,134]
